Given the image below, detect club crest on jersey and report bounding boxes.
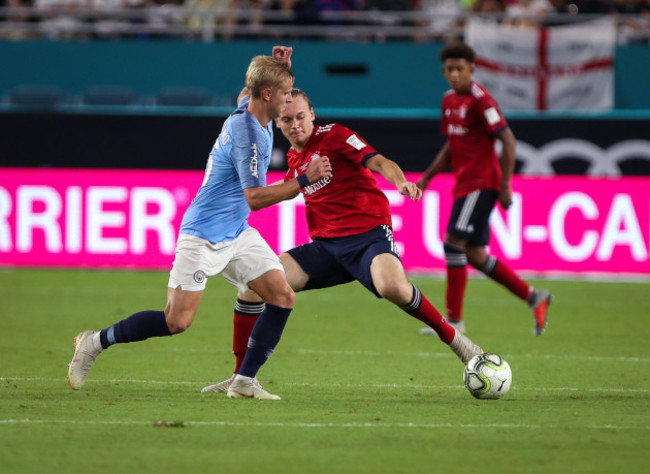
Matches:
[459,106,467,119]
[249,143,259,178]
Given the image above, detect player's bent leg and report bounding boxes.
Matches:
[420,319,466,336]
[68,291,192,391]
[229,270,293,398]
[247,269,295,309]
[279,252,310,292]
[203,289,264,393]
[369,253,413,306]
[164,286,203,334]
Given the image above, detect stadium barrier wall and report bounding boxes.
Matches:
[1,168,648,277]
[1,111,649,175]
[1,41,650,110]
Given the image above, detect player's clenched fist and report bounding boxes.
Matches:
[305,156,332,184]
[272,46,293,68]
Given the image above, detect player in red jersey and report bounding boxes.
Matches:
[202,88,487,394]
[417,42,551,338]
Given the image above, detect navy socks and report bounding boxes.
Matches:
[99,310,171,349]
[237,304,292,378]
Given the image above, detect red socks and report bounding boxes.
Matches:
[232,299,264,373]
[402,286,456,344]
[485,257,531,301]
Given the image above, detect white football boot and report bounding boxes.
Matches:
[227,375,281,400]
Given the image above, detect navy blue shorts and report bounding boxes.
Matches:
[286,225,400,298]
[447,189,498,247]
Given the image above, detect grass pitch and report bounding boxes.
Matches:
[1,268,648,473]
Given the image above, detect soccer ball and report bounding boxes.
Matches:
[463,353,512,400]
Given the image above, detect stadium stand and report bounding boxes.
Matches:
[155,86,215,106]
[82,85,140,106]
[5,84,67,106]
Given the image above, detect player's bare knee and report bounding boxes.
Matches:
[377,280,411,306]
[267,285,295,308]
[164,310,194,334]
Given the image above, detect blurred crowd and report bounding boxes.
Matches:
[0,0,648,42]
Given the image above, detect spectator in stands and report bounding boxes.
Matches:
[315,0,358,25]
[612,0,650,43]
[183,0,234,39]
[34,0,89,39]
[503,0,555,26]
[472,0,506,17]
[363,0,415,41]
[144,0,185,38]
[416,0,464,42]
[555,0,614,14]
[1,0,38,40]
[264,0,320,39]
[88,0,149,39]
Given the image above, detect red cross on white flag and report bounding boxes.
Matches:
[465,18,616,110]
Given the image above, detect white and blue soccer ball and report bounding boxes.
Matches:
[463,353,512,400]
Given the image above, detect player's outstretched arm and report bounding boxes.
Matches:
[366,154,422,201]
[416,142,450,190]
[243,157,331,211]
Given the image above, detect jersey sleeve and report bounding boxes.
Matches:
[326,124,378,165]
[477,94,508,135]
[230,115,269,189]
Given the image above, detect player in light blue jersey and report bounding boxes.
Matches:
[179,94,273,244]
[67,46,332,400]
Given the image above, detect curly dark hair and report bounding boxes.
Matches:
[439,43,476,63]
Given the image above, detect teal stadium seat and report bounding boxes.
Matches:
[7,85,67,106]
[82,86,139,106]
[155,87,215,106]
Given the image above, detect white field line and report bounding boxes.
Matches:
[293,349,649,363]
[1,377,649,394]
[0,418,647,431]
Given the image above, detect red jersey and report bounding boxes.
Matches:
[284,123,392,239]
[441,82,508,198]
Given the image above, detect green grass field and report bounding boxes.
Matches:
[1,268,648,473]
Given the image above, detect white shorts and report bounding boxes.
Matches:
[168,228,284,293]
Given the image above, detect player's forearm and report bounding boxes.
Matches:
[244,181,300,211]
[421,144,450,183]
[369,156,408,188]
[498,128,516,187]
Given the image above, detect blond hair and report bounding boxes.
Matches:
[245,55,294,99]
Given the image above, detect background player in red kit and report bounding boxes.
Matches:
[203,88,487,394]
[417,42,551,338]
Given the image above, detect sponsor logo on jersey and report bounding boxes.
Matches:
[249,143,259,178]
[303,176,331,195]
[447,124,469,136]
[346,134,366,150]
[484,107,501,126]
[315,124,334,135]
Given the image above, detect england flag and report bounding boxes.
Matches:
[465,17,616,110]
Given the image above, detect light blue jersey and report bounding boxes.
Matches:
[180,96,272,243]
